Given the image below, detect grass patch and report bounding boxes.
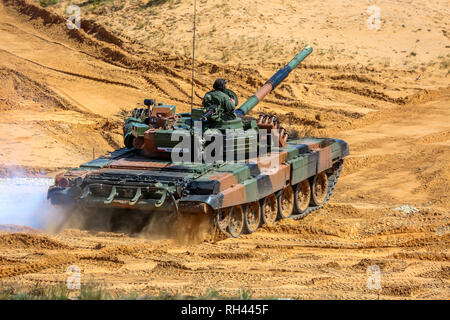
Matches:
[39,0,58,7]
[136,21,145,30]
[221,48,231,63]
[79,284,111,300]
[80,0,115,11]
[0,282,71,300]
[140,0,171,8]
[439,58,450,70]
[0,282,274,300]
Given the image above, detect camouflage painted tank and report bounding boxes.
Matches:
[48,46,349,238]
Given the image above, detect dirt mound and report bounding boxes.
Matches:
[0,67,71,111]
[417,131,450,144]
[5,0,63,25]
[390,252,450,262]
[351,258,403,273]
[260,217,348,238]
[0,252,76,278]
[0,233,70,249]
[199,251,257,260]
[154,260,190,271]
[0,224,41,234]
[40,0,450,72]
[403,88,449,106]
[381,284,422,297]
[3,0,137,70]
[80,254,124,265]
[4,0,123,47]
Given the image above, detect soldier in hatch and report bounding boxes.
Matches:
[202,79,238,122]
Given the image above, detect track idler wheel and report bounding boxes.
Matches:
[228,205,244,238]
[277,185,294,219]
[261,194,277,226]
[311,172,329,206]
[244,201,261,234]
[294,180,311,214]
[216,207,231,235]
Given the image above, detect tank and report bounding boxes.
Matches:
[48,46,349,239]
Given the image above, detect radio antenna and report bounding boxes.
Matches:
[190,0,197,116]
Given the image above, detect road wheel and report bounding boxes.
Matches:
[216,207,231,235]
[244,201,261,234]
[311,172,328,206]
[261,194,277,226]
[294,180,311,213]
[228,205,244,238]
[278,185,294,219]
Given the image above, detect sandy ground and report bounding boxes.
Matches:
[0,0,448,299]
[38,0,450,69]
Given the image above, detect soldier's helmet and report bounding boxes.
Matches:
[213,79,227,92]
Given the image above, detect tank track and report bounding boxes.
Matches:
[207,160,344,242]
[291,159,343,220]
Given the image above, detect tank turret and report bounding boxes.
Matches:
[122,46,313,157]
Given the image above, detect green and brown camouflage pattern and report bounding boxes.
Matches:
[47,46,349,234]
[48,137,348,214]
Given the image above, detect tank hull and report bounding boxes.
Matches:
[48,137,349,236]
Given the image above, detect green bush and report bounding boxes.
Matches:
[40,0,58,7]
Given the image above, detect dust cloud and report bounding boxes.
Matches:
[0,176,53,229]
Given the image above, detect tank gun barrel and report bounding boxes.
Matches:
[235,46,313,117]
